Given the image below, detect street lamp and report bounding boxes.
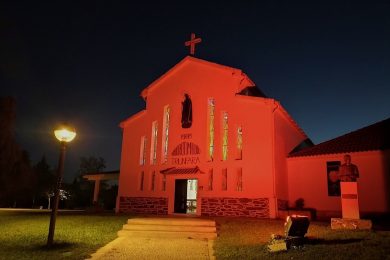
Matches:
[47,125,76,247]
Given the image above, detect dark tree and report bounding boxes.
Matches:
[32,156,56,208]
[78,156,106,175]
[0,97,33,207]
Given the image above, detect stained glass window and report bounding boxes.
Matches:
[236,126,243,160]
[162,106,170,163]
[222,112,228,161]
[150,121,158,165]
[208,98,215,161]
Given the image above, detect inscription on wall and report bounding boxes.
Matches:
[171,134,201,165]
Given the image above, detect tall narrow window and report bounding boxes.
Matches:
[207,98,215,161]
[236,168,243,191]
[162,106,170,163]
[208,169,213,191]
[151,171,156,191]
[222,168,227,191]
[162,174,166,191]
[236,126,243,160]
[140,171,144,191]
[150,121,158,165]
[139,136,147,165]
[222,112,228,161]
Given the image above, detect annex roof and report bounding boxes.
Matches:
[289,118,390,157]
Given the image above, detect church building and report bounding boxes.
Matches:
[116,55,389,219]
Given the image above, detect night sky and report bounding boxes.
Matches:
[1,2,389,182]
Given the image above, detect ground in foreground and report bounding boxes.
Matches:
[214,217,390,259]
[1,210,389,260]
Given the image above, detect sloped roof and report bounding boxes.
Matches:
[140,56,256,100]
[289,118,390,157]
[119,110,146,128]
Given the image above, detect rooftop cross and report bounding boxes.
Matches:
[185,33,202,56]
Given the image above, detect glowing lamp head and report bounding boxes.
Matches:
[54,126,76,142]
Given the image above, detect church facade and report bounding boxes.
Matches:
[116,56,389,218]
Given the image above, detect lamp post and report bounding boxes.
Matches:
[47,125,76,247]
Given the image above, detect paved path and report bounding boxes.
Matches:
[89,236,214,260]
[88,217,216,260]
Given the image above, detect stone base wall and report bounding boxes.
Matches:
[201,197,269,218]
[119,197,168,215]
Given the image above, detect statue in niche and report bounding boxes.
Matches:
[181,94,192,128]
[338,154,359,182]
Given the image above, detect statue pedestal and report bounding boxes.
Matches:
[340,181,359,219]
[330,218,372,230]
[331,182,372,230]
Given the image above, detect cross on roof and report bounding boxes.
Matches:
[185,33,202,56]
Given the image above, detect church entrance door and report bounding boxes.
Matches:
[174,179,198,214]
[174,179,187,213]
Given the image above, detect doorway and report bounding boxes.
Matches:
[174,179,198,214]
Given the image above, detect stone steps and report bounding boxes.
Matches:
[127,217,215,226]
[123,223,216,233]
[118,217,217,239]
[118,230,217,239]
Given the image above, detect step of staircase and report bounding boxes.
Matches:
[127,217,215,227]
[122,223,216,233]
[118,229,217,239]
[118,217,217,239]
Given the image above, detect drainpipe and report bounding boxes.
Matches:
[271,100,279,218]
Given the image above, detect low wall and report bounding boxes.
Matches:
[119,197,168,215]
[201,197,269,218]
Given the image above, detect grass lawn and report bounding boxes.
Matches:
[214,217,390,259]
[1,211,389,259]
[0,210,129,260]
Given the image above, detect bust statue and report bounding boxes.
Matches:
[338,154,359,182]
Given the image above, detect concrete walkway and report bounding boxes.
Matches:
[88,217,216,260]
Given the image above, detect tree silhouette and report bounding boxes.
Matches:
[0,97,33,207]
[32,156,56,208]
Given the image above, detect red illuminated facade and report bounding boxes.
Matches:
[117,56,390,218]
